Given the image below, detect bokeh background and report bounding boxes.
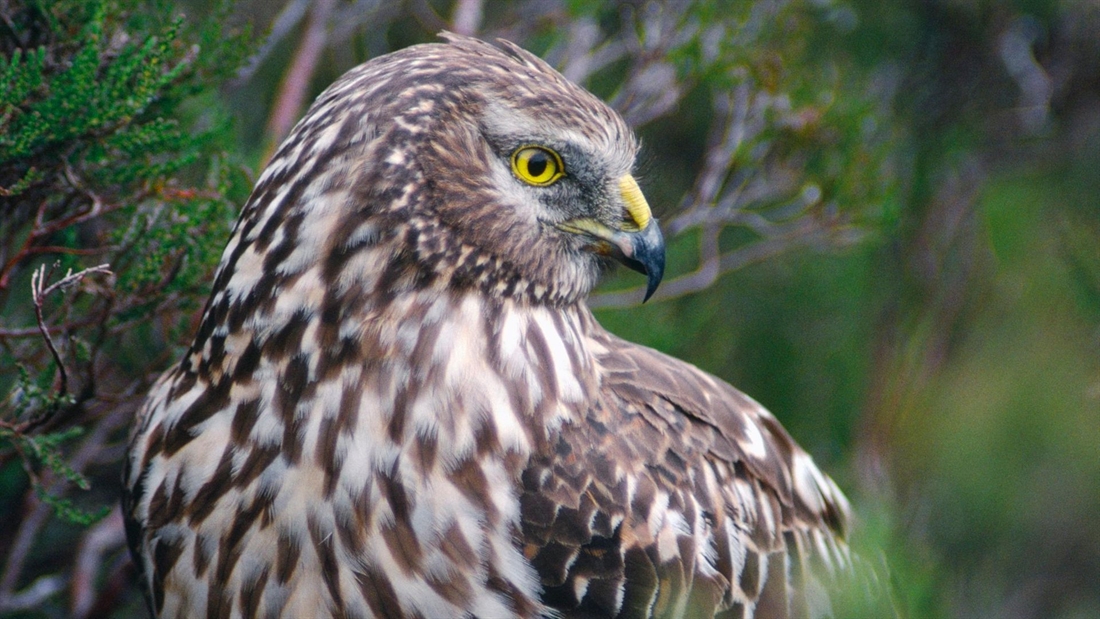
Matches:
[1,1,1097,617]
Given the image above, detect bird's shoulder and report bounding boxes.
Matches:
[519,325,854,617]
[593,330,850,534]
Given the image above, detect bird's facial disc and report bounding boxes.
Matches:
[554,174,665,302]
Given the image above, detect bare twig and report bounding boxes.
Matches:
[70,509,126,619]
[17,245,112,258]
[558,21,628,85]
[30,263,112,399]
[233,0,311,84]
[409,0,448,33]
[451,0,483,36]
[74,554,133,619]
[586,61,858,311]
[0,199,48,289]
[332,1,400,45]
[0,318,104,339]
[0,574,65,613]
[30,262,68,397]
[0,489,52,607]
[0,166,127,290]
[589,218,835,309]
[265,0,337,150]
[0,398,131,608]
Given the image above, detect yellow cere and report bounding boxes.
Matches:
[619,175,651,230]
[511,146,564,186]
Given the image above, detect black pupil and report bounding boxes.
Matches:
[527,152,549,177]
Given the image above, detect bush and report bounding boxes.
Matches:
[0,1,250,615]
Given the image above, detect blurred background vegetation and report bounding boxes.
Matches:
[0,0,1096,617]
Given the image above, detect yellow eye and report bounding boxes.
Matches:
[511,146,564,186]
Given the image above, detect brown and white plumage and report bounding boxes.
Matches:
[123,34,859,618]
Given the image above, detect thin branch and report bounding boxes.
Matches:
[588,219,832,309]
[18,245,112,257]
[74,554,133,619]
[0,574,65,613]
[0,199,49,289]
[0,487,51,605]
[233,0,311,84]
[0,398,130,606]
[451,0,484,36]
[70,509,125,619]
[332,1,400,47]
[23,263,113,429]
[30,263,68,397]
[0,317,104,339]
[557,19,627,84]
[0,166,127,290]
[664,87,753,236]
[409,0,449,34]
[265,0,337,150]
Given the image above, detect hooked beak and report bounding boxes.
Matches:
[556,175,666,302]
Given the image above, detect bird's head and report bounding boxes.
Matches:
[302,34,666,306]
[412,34,666,303]
[233,34,663,315]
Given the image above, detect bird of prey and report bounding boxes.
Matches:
[124,34,860,619]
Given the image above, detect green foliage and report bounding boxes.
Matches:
[0,0,248,196]
[0,367,110,527]
[1,425,110,526]
[5,364,73,423]
[0,1,252,604]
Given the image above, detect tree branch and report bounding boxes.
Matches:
[234,0,311,84]
[29,263,112,400]
[451,0,483,36]
[265,0,337,149]
[588,218,844,309]
[70,509,125,619]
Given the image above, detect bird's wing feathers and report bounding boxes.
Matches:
[521,329,853,618]
[601,334,851,535]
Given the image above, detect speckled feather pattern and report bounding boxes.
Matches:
[124,34,855,618]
